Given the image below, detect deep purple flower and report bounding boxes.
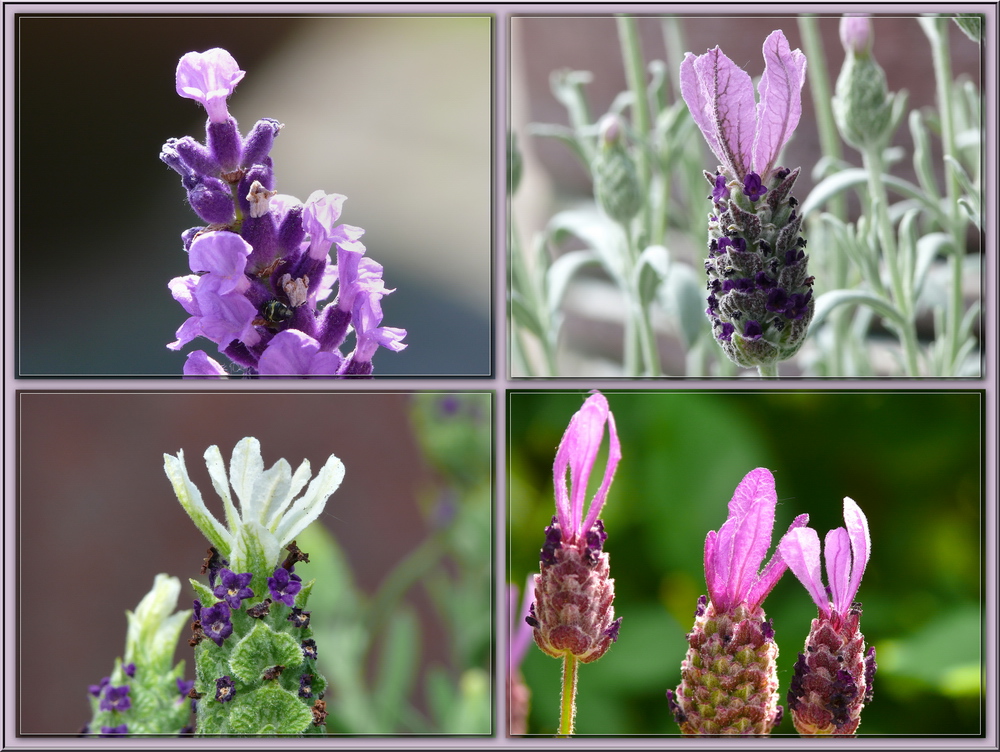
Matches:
[288,607,311,629]
[704,468,808,614]
[778,498,870,623]
[215,675,236,703]
[681,30,807,182]
[99,725,129,736]
[123,663,136,678]
[267,566,302,607]
[99,685,131,713]
[743,172,768,202]
[200,602,233,646]
[298,673,314,698]
[175,49,245,124]
[711,173,730,202]
[176,678,196,701]
[88,676,110,698]
[744,320,763,340]
[301,639,318,661]
[212,568,255,610]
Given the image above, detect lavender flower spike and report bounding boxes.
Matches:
[681,31,814,372]
[669,468,808,735]
[529,391,622,664]
[779,498,876,734]
[163,48,406,377]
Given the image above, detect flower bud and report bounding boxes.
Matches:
[591,114,641,225]
[839,14,873,56]
[833,20,894,151]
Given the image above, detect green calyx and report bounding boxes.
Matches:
[833,52,894,151]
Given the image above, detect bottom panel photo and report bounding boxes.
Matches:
[508,390,983,737]
[18,391,491,737]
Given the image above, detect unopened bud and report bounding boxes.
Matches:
[832,38,893,150]
[592,115,641,225]
[839,14,873,56]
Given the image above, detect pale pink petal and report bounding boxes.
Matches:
[580,410,621,535]
[843,497,871,607]
[691,47,757,178]
[753,30,807,179]
[824,527,853,614]
[724,468,777,606]
[680,53,726,171]
[777,524,829,616]
[751,513,810,611]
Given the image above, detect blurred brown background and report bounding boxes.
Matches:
[16,392,465,734]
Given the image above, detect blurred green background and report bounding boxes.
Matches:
[508,390,983,736]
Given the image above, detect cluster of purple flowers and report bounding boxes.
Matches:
[161,48,406,377]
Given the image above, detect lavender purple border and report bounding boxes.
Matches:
[4,2,998,749]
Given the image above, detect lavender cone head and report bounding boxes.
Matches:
[680,31,814,369]
[527,392,622,663]
[670,468,807,734]
[779,498,875,733]
[670,600,781,734]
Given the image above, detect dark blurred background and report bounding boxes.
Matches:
[16,15,492,377]
[18,391,491,734]
[508,390,983,735]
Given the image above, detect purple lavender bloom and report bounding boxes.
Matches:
[298,673,314,698]
[267,566,302,607]
[301,639,318,661]
[200,601,233,646]
[681,30,807,183]
[99,685,131,713]
[671,468,807,734]
[212,568,255,610]
[681,31,814,371]
[530,391,622,664]
[123,663,136,678]
[288,607,311,629]
[163,49,406,378]
[779,498,875,734]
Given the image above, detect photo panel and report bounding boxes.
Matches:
[509,14,983,378]
[508,389,983,735]
[17,14,492,377]
[17,391,492,735]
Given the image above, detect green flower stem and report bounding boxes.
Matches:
[616,15,651,236]
[558,654,579,737]
[862,146,921,376]
[923,15,964,371]
[798,15,853,375]
[757,362,779,379]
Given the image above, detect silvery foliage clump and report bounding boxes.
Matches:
[509,15,981,377]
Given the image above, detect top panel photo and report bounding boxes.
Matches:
[509,14,984,379]
[15,14,492,378]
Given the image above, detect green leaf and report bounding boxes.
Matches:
[801,168,945,225]
[913,232,952,300]
[225,684,313,735]
[810,289,907,332]
[545,249,600,318]
[229,621,303,684]
[547,207,628,285]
